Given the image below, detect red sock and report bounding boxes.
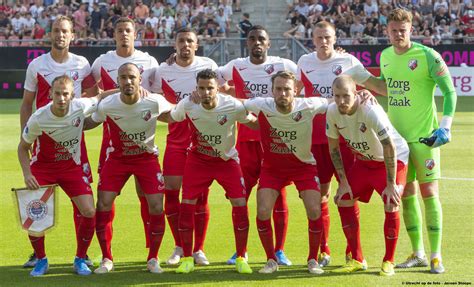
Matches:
[273,188,288,251]
[165,189,181,247]
[232,206,249,257]
[147,213,166,261]
[308,217,322,261]
[193,191,210,253]
[76,216,95,258]
[138,196,150,248]
[383,211,400,263]
[178,203,195,257]
[338,205,363,262]
[256,218,276,260]
[29,235,46,259]
[72,201,81,235]
[96,210,114,260]
[320,201,331,255]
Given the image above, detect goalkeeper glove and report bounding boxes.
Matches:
[419,128,451,148]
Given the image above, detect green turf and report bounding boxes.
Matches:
[0,99,473,286]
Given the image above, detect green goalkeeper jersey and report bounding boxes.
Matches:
[380,42,456,143]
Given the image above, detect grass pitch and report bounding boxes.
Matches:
[0,98,473,287]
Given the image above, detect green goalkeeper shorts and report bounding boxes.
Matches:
[407,142,441,184]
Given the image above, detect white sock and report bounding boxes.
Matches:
[430,252,441,261]
[414,250,426,258]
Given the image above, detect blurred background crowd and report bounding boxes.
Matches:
[0,0,472,47]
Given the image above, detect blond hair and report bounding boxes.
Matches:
[314,21,336,31]
[388,8,413,24]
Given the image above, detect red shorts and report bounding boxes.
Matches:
[182,154,246,200]
[312,143,355,185]
[343,159,407,203]
[98,157,165,194]
[236,141,263,191]
[258,164,320,192]
[162,144,188,176]
[31,165,92,198]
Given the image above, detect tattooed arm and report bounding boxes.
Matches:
[380,137,400,206]
[328,137,353,204]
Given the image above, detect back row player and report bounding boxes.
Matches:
[20,15,98,268]
[296,21,387,266]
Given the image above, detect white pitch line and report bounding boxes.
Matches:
[441,177,474,181]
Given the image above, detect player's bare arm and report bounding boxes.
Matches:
[362,76,387,96]
[17,138,40,190]
[380,137,400,206]
[20,90,36,132]
[328,137,353,204]
[157,110,175,123]
[242,115,259,130]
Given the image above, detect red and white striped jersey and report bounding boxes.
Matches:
[326,103,409,164]
[150,56,218,148]
[297,52,372,145]
[22,97,98,169]
[243,97,328,169]
[171,94,254,162]
[24,52,96,109]
[91,93,172,160]
[217,56,297,142]
[91,50,158,91]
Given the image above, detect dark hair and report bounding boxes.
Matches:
[175,27,198,37]
[118,62,140,74]
[247,25,269,36]
[243,13,250,18]
[196,69,218,82]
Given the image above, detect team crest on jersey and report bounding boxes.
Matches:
[137,64,144,74]
[425,159,435,170]
[264,64,275,74]
[217,114,228,125]
[142,110,152,121]
[69,70,79,81]
[359,123,367,133]
[291,111,302,122]
[26,200,48,221]
[72,116,81,127]
[408,59,418,71]
[332,65,343,75]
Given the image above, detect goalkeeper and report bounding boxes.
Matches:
[379,8,457,274]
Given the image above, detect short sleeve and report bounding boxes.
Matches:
[155,94,172,116]
[90,56,102,82]
[22,116,41,144]
[243,97,265,114]
[216,61,234,86]
[367,105,392,141]
[307,97,328,115]
[350,56,372,84]
[77,97,99,116]
[325,104,339,139]
[150,66,163,93]
[24,61,37,93]
[283,58,298,74]
[170,97,187,122]
[234,99,255,123]
[91,101,106,123]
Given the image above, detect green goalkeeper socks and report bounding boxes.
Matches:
[402,195,425,253]
[424,196,443,254]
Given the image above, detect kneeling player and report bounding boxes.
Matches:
[86,63,172,274]
[327,76,409,276]
[170,69,256,274]
[18,75,101,276]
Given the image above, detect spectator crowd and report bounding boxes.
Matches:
[0,0,473,47]
[0,0,241,46]
[284,0,474,46]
